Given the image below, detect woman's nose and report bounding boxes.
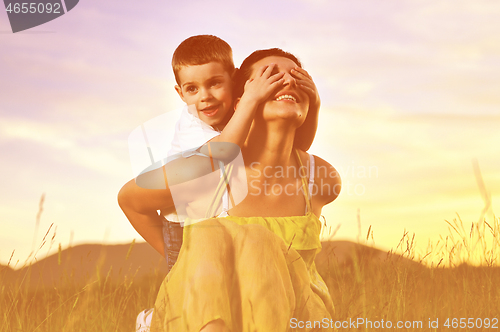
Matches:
[282,72,297,88]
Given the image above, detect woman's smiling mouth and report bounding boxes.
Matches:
[274,91,300,103]
[275,94,296,102]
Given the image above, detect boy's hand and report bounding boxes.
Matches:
[241,64,285,105]
[292,67,320,151]
[291,66,320,113]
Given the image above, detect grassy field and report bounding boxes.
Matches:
[1,269,164,331]
[319,217,500,331]
[1,214,499,331]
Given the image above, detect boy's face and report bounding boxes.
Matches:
[175,62,233,128]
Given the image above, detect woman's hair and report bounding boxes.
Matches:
[233,48,302,99]
[172,35,235,85]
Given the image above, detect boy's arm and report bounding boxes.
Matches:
[198,64,285,157]
[136,155,222,188]
[292,67,320,151]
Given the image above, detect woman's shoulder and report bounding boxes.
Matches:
[296,149,341,205]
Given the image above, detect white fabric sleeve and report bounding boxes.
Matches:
[167,105,220,161]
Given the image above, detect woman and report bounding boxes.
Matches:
[149,49,341,332]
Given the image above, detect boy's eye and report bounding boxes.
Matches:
[186,86,197,93]
[210,80,222,87]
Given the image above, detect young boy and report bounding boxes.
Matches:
[125,35,321,331]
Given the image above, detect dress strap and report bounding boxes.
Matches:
[294,149,313,214]
[220,161,235,211]
[205,161,234,218]
[308,153,315,198]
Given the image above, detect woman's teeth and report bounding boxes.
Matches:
[276,95,296,102]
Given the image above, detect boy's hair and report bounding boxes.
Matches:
[233,48,302,99]
[172,35,235,85]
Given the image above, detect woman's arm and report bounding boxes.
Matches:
[119,152,220,255]
[120,143,242,255]
[310,155,342,215]
[118,179,175,257]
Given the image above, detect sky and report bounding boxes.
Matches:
[1,0,499,267]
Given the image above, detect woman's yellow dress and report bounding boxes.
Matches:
[151,152,334,331]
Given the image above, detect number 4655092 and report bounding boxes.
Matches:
[444,318,498,329]
[6,2,62,14]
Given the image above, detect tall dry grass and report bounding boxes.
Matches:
[1,268,164,332]
[1,239,165,332]
[1,190,499,331]
[319,215,500,331]
[0,195,165,332]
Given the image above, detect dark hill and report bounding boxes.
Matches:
[2,240,424,290]
[3,242,167,290]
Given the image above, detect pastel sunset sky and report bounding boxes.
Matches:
[1,0,498,266]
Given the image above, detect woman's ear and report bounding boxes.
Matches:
[234,97,241,111]
[174,85,186,103]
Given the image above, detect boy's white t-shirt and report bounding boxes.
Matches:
[167,105,221,160]
[165,105,221,222]
[130,104,246,224]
